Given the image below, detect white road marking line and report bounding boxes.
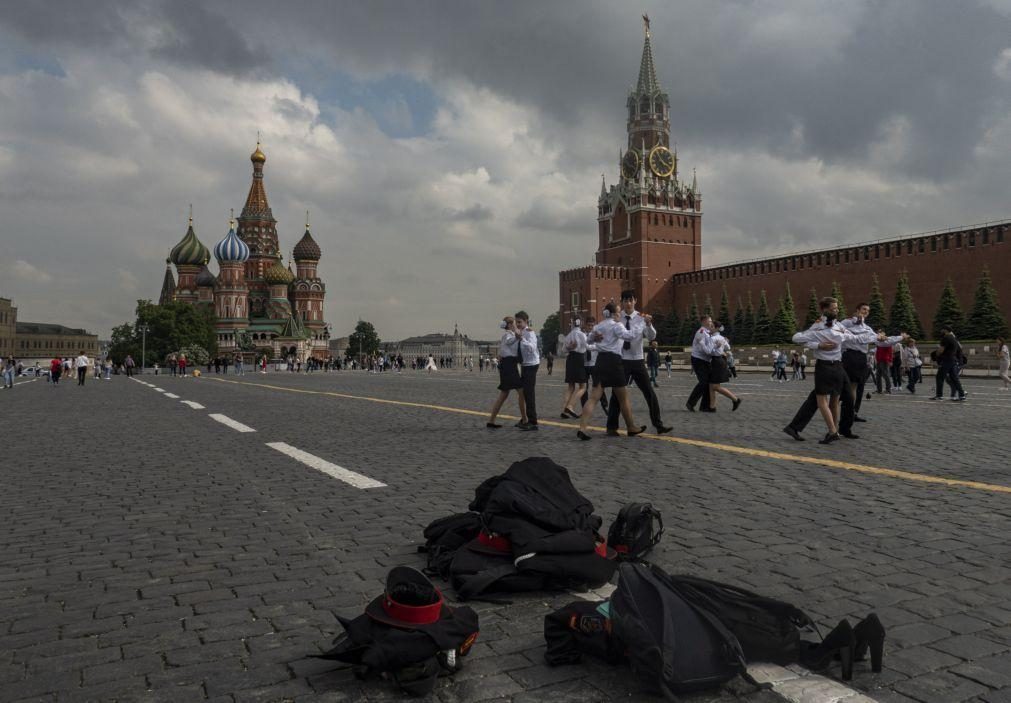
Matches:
[266,442,385,489]
[208,413,257,433]
[163,393,180,399]
[152,387,165,392]
[180,400,205,409]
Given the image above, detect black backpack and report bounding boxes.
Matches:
[544,600,624,666]
[607,503,663,561]
[611,562,749,697]
[659,573,815,665]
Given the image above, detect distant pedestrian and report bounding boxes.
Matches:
[931,326,966,401]
[646,341,660,388]
[75,350,89,386]
[996,336,1010,390]
[425,354,437,372]
[50,355,62,385]
[177,354,187,377]
[545,350,554,376]
[125,354,135,377]
[234,353,244,375]
[2,356,15,389]
[664,351,672,378]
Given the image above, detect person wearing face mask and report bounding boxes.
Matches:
[486,316,527,429]
[560,318,588,418]
[604,290,673,435]
[783,297,866,444]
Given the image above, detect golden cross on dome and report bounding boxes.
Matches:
[229,207,234,227]
[305,210,310,229]
[188,203,193,224]
[642,13,650,37]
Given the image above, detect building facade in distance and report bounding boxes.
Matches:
[160,142,331,361]
[0,297,15,358]
[559,18,1010,336]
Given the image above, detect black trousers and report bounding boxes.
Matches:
[843,351,868,415]
[77,367,86,385]
[687,357,712,410]
[787,369,854,434]
[608,360,663,431]
[935,361,964,398]
[521,364,538,424]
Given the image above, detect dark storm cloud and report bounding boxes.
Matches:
[149,0,269,75]
[445,204,493,222]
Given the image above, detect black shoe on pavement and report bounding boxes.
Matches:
[783,426,804,441]
[929,396,943,400]
[854,416,867,422]
[521,423,539,431]
[841,432,859,439]
[577,430,592,441]
[627,425,647,437]
[685,403,695,412]
[732,398,742,412]
[819,432,841,445]
[606,429,621,437]
[486,422,502,429]
[655,424,673,434]
[954,395,967,402]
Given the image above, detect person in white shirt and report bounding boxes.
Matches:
[708,325,741,411]
[604,290,672,434]
[578,315,608,414]
[74,351,90,386]
[486,316,527,428]
[577,303,645,440]
[560,318,588,418]
[686,315,720,411]
[515,311,541,431]
[997,337,1010,390]
[900,339,923,393]
[783,297,865,445]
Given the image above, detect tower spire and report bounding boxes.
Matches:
[636,15,660,95]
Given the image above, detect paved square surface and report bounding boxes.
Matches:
[1,368,1009,702]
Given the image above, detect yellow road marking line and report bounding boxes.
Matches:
[205,377,1011,495]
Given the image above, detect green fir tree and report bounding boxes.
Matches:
[703,294,714,319]
[804,288,821,327]
[769,296,796,344]
[888,271,924,339]
[739,292,755,345]
[684,298,700,345]
[965,267,1009,339]
[830,281,847,319]
[753,290,772,345]
[932,278,965,339]
[733,297,745,342]
[865,275,887,331]
[718,286,732,331]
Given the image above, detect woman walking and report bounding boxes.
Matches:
[487,316,527,428]
[708,325,741,412]
[997,337,1010,390]
[560,318,587,418]
[576,303,645,440]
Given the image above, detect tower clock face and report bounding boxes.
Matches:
[648,145,676,178]
[621,150,640,180]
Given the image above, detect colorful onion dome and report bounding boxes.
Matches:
[293,226,321,261]
[214,219,250,263]
[170,215,210,266]
[263,257,294,285]
[195,264,216,287]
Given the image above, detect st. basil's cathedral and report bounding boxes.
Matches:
[158,141,330,361]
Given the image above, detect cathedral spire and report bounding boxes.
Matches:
[636,14,661,96]
[241,137,273,221]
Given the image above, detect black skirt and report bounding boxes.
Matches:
[594,351,627,388]
[710,356,730,384]
[497,357,522,391]
[564,352,588,384]
[814,360,847,395]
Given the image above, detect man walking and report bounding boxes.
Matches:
[2,356,15,389]
[125,354,135,377]
[75,350,89,386]
[686,315,717,412]
[932,326,966,401]
[646,341,660,388]
[606,290,672,433]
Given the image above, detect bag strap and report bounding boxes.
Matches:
[645,505,664,547]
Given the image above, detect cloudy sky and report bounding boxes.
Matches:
[2,0,1010,340]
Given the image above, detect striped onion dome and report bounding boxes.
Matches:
[214,222,250,263]
[263,257,294,285]
[293,226,321,261]
[170,219,210,266]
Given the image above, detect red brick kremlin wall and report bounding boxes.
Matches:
[671,222,1011,336]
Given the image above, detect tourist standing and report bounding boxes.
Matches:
[664,351,672,379]
[646,341,660,388]
[234,353,244,375]
[874,332,896,394]
[901,339,922,393]
[486,316,526,428]
[560,319,587,419]
[515,311,540,431]
[75,350,89,386]
[50,356,62,385]
[1,356,14,389]
[177,353,187,377]
[997,337,1010,390]
[577,303,645,440]
[125,354,135,377]
[545,350,554,376]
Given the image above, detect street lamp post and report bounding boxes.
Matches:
[138,324,150,375]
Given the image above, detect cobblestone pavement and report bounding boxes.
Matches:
[1,368,1009,703]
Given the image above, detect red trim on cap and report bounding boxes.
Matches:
[594,540,610,558]
[477,530,511,553]
[613,544,629,554]
[381,590,444,625]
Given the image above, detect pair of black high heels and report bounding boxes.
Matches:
[801,613,884,681]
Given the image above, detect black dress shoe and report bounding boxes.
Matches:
[655,424,673,434]
[819,432,840,445]
[605,429,620,437]
[841,432,859,439]
[685,403,695,412]
[577,430,592,441]
[626,425,647,437]
[783,426,804,441]
[515,421,528,428]
[486,422,502,429]
[520,423,539,431]
[732,398,742,412]
[854,415,867,422]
